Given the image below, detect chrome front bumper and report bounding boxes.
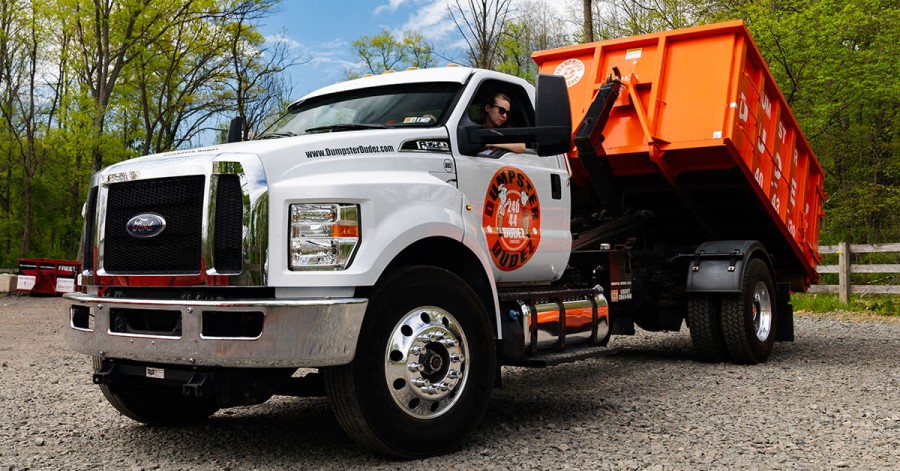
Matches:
[63,293,367,368]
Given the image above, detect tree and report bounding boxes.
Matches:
[727,0,900,244]
[586,0,723,39]
[64,0,199,171]
[583,0,594,42]
[348,29,435,78]
[131,6,231,155]
[223,0,304,141]
[0,0,53,258]
[496,1,572,80]
[448,0,513,68]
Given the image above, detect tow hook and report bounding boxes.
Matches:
[92,362,116,385]
[183,373,210,398]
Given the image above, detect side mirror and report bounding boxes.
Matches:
[456,74,572,157]
[227,116,245,143]
[533,74,572,156]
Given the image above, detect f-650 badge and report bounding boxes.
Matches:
[483,167,541,271]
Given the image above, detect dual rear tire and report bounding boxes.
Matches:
[688,258,777,364]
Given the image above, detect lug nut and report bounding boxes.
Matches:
[440,339,456,347]
[447,369,460,379]
[423,385,438,395]
[412,378,427,387]
[450,353,464,363]
[411,346,424,355]
[437,382,450,392]
[408,362,424,372]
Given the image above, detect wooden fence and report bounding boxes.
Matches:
[808,242,900,302]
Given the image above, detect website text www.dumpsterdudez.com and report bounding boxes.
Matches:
[305,144,395,158]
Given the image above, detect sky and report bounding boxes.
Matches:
[256,0,573,99]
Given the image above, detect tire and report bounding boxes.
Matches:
[687,294,728,362]
[720,258,777,364]
[92,357,219,425]
[323,266,496,458]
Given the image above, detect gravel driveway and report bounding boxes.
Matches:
[1,296,898,470]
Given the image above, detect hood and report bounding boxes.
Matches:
[96,127,450,184]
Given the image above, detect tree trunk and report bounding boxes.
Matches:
[583,0,594,42]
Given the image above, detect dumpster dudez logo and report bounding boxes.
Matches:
[483,167,540,271]
[126,213,167,238]
[554,58,585,88]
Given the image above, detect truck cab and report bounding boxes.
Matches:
[66,67,582,458]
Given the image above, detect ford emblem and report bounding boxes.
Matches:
[126,213,167,238]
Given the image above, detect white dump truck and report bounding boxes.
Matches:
[65,21,823,458]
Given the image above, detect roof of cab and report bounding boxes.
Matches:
[291,66,477,106]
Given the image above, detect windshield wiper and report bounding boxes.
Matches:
[258,131,297,140]
[305,123,388,133]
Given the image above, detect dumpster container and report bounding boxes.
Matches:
[533,20,825,289]
[16,258,81,296]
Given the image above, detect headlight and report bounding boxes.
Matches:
[289,203,359,270]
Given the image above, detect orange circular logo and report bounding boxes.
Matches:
[483,167,541,271]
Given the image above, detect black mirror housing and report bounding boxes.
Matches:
[533,74,573,156]
[227,116,245,143]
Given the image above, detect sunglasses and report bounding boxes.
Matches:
[491,105,509,116]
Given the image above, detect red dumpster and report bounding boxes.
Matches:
[16,258,81,296]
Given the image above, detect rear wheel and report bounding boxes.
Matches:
[720,258,777,364]
[687,294,728,362]
[324,266,495,458]
[92,357,219,425]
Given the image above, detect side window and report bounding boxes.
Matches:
[458,79,535,156]
[467,80,534,128]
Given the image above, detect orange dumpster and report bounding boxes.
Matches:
[533,20,825,289]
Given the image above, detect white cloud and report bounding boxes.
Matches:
[266,33,302,49]
[400,1,456,41]
[374,0,411,15]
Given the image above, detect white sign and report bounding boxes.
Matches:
[16,275,35,291]
[55,278,75,293]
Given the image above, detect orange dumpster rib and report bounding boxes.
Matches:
[533,20,825,289]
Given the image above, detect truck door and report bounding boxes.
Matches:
[453,78,571,284]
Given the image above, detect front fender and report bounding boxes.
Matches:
[267,170,466,289]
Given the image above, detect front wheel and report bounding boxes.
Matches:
[324,266,496,458]
[720,258,777,364]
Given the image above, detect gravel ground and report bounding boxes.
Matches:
[1,295,898,470]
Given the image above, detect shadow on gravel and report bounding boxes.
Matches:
[105,398,399,467]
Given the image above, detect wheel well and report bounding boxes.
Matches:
[358,237,497,334]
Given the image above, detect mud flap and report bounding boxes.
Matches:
[776,282,794,342]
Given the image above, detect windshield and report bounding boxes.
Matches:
[258,82,462,138]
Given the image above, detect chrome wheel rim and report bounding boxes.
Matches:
[752,281,773,341]
[384,307,469,419]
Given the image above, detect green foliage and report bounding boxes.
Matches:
[347,29,435,78]
[495,1,572,81]
[0,0,292,267]
[728,0,900,245]
[792,293,900,317]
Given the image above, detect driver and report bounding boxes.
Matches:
[482,92,526,154]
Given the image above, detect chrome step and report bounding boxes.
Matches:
[508,345,618,368]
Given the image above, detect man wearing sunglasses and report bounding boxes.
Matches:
[482,92,526,154]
